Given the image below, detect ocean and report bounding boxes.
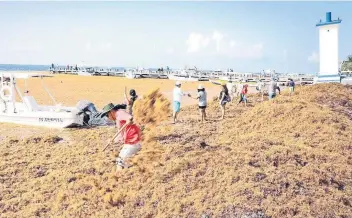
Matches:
[0,64,161,72]
[0,64,50,71]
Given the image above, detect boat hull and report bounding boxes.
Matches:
[125,72,141,79]
[77,71,92,76]
[168,75,199,81]
[0,111,84,128]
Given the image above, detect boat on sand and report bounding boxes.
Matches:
[0,73,84,128]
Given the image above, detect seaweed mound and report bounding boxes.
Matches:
[132,88,171,127]
[0,84,351,218]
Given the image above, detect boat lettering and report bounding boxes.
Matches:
[39,118,64,122]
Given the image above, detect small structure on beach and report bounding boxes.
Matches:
[314,12,342,83]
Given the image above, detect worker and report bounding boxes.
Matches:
[190,84,207,122]
[173,81,189,124]
[101,103,141,170]
[124,87,138,115]
[288,78,295,96]
[268,78,281,100]
[219,82,231,120]
[226,81,238,101]
[238,84,249,107]
[255,80,266,101]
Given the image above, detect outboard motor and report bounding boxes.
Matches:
[76,100,96,125]
[75,100,117,127]
[76,100,97,112]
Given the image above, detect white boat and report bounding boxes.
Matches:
[77,68,92,76]
[76,62,93,76]
[124,68,143,79]
[169,67,207,81]
[168,74,198,81]
[0,73,84,128]
[219,76,230,81]
[125,71,138,79]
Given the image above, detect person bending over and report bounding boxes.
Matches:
[101,103,141,170]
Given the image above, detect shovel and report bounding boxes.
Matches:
[102,122,129,151]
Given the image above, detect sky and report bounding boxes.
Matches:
[0,1,351,73]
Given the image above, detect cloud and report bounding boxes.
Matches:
[186,32,210,53]
[212,31,224,52]
[85,41,112,52]
[308,51,319,63]
[230,40,236,48]
[99,42,112,51]
[185,31,263,59]
[10,41,44,52]
[165,47,175,54]
[85,42,92,51]
[226,43,264,59]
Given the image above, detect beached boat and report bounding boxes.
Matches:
[169,67,209,81]
[0,73,84,128]
[110,71,125,77]
[125,71,138,79]
[168,74,198,81]
[77,68,93,76]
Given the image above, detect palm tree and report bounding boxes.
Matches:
[347,55,352,62]
[341,55,352,72]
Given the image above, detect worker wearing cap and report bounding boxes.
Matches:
[173,81,189,124]
[101,103,141,170]
[189,84,207,122]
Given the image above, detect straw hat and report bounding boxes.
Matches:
[100,103,127,118]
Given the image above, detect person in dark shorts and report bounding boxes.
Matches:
[219,82,231,120]
[190,84,207,122]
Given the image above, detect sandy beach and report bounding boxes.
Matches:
[15,73,220,108]
[14,72,276,109]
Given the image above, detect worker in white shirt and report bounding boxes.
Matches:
[173,81,189,124]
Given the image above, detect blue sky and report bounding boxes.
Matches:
[0,1,351,73]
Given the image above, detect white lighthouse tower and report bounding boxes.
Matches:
[315,12,342,83]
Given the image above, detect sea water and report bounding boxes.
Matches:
[0,64,50,71]
[0,64,159,72]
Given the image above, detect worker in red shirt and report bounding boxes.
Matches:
[238,84,248,107]
[101,103,141,170]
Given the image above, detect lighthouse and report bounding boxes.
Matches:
[315,12,342,83]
